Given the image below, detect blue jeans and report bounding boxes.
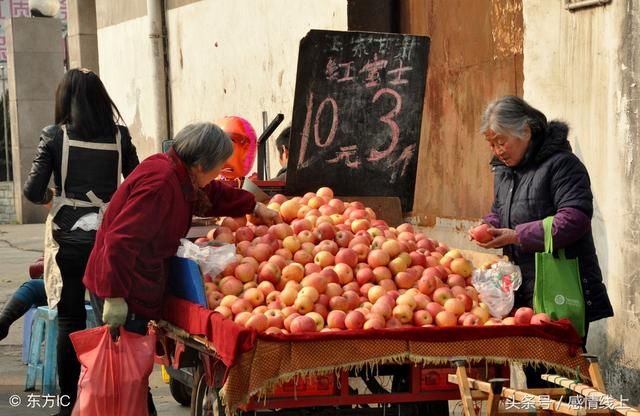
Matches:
[13,279,47,308]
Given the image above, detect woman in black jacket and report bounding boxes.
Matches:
[23,68,139,415]
[472,96,613,386]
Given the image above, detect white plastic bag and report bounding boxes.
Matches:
[471,261,522,318]
[176,238,236,277]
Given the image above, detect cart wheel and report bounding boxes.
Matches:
[169,376,192,407]
[191,366,226,416]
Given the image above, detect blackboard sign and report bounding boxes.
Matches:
[286,30,430,212]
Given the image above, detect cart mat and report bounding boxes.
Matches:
[163,296,588,415]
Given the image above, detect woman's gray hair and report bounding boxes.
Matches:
[172,122,234,171]
[479,96,548,140]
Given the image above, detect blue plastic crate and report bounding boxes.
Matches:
[168,257,207,307]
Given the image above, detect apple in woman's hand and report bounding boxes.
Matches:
[470,224,494,243]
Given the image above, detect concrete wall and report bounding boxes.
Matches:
[96,0,348,172]
[523,0,640,402]
[95,0,158,158]
[67,0,99,72]
[6,17,63,224]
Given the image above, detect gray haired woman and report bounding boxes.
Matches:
[82,122,280,413]
[471,96,613,385]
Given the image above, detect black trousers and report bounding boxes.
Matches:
[55,243,92,412]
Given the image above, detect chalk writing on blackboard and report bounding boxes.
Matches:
[287,30,430,212]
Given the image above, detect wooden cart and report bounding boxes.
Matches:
[448,355,640,416]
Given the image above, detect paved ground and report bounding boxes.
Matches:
[0,224,190,416]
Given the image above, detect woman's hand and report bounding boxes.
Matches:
[477,227,519,249]
[254,203,282,226]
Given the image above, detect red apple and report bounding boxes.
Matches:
[471,305,490,324]
[450,258,473,278]
[294,295,315,314]
[356,267,375,285]
[335,248,358,268]
[470,224,493,243]
[514,307,535,325]
[394,271,416,289]
[455,294,473,312]
[297,230,316,244]
[426,302,444,318]
[335,230,355,248]
[231,299,253,315]
[364,316,386,330]
[329,296,350,312]
[381,240,403,258]
[315,222,337,242]
[290,315,317,333]
[418,274,437,296]
[279,287,298,307]
[371,301,392,319]
[264,309,284,328]
[258,262,281,284]
[220,277,244,296]
[214,305,232,319]
[396,293,417,310]
[367,286,387,304]
[433,287,453,305]
[293,250,314,265]
[245,314,269,332]
[386,317,402,328]
[334,263,354,285]
[443,298,465,317]
[462,313,482,326]
[305,262,322,275]
[372,266,392,283]
[234,311,252,326]
[531,313,552,325]
[435,311,457,327]
[413,310,433,326]
[303,274,328,294]
[305,311,325,331]
[379,278,397,293]
[314,251,335,268]
[345,310,366,330]
[392,304,413,324]
[243,288,265,307]
[281,263,304,283]
[327,310,347,329]
[207,291,224,309]
[447,274,467,288]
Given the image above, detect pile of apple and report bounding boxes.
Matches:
[200,187,553,334]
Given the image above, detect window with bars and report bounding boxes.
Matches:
[564,0,612,11]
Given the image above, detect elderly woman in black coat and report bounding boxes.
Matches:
[472,96,613,345]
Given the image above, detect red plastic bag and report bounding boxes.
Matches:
[70,325,156,416]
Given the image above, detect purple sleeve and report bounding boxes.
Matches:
[514,207,591,253]
[482,212,501,228]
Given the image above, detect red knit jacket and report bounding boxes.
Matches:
[83,149,255,319]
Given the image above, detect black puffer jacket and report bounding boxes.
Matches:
[491,121,613,323]
[23,124,139,232]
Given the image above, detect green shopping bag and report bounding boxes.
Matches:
[533,216,586,336]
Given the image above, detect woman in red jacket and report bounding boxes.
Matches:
[83,122,280,413]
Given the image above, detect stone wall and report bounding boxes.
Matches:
[0,181,16,224]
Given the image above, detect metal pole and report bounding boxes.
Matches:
[1,66,8,182]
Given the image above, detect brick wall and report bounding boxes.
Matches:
[0,181,16,223]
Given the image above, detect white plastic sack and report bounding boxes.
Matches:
[176,239,236,277]
[471,261,522,318]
